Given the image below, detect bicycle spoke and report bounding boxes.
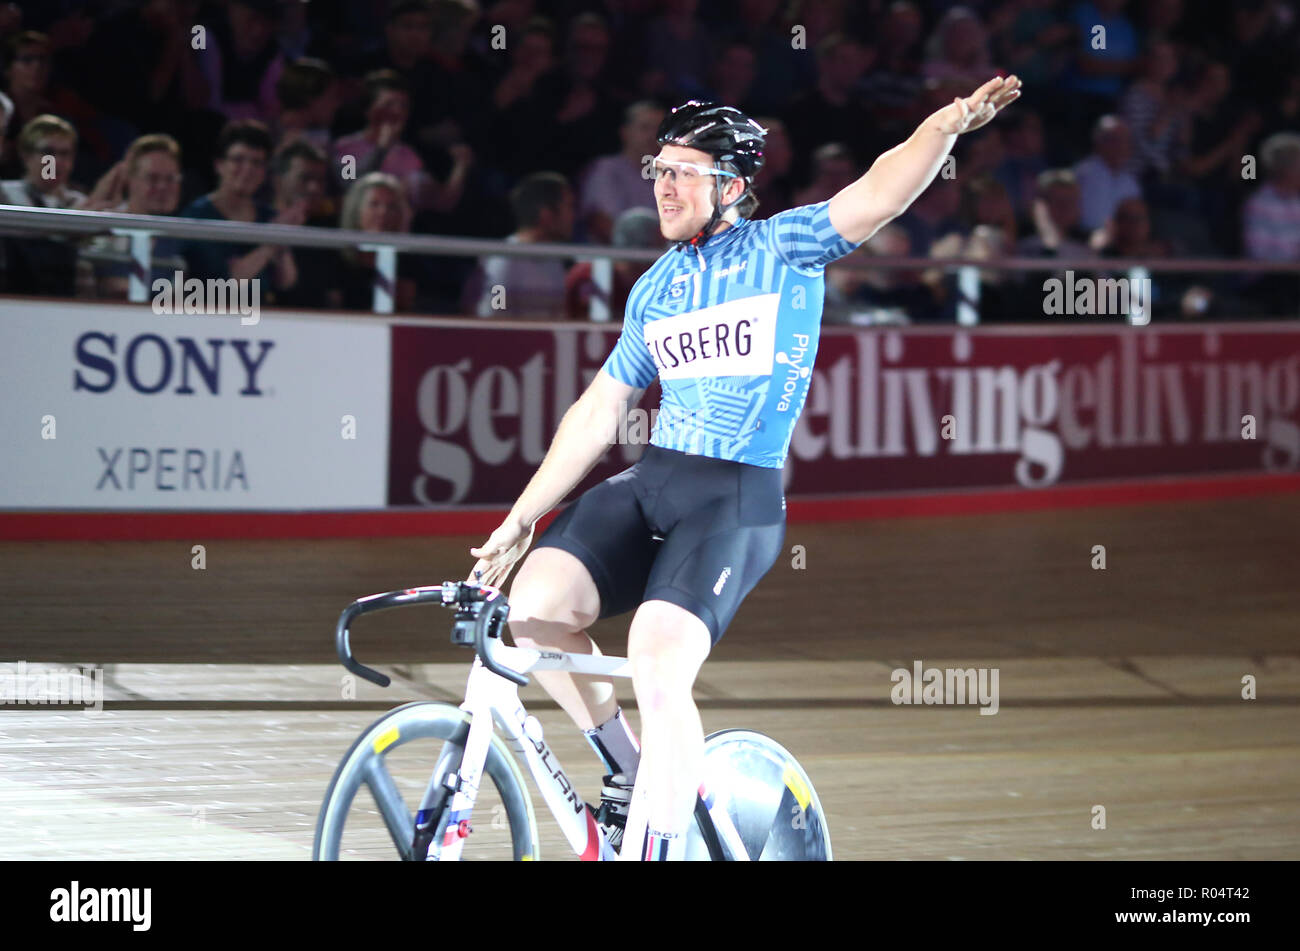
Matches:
[364,757,415,860]
[316,702,539,862]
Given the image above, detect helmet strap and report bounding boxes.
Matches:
[676,165,746,251]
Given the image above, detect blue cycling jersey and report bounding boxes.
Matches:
[601,200,863,468]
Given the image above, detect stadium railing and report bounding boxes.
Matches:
[1,203,1296,325]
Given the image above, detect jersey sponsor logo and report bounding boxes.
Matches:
[714,261,748,279]
[775,333,812,412]
[642,294,778,380]
[665,273,691,300]
[712,566,732,595]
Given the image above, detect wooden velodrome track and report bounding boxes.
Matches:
[2,492,1297,860]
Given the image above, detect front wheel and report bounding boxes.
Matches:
[313,701,539,861]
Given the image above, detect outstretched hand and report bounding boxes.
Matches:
[467,516,535,589]
[934,75,1022,136]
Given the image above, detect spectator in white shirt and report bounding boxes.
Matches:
[1072,115,1142,231]
[0,114,89,296]
[0,113,87,208]
[1242,132,1300,314]
[1243,132,1300,262]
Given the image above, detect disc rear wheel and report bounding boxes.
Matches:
[683,729,831,861]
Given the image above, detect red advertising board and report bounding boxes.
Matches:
[388,323,1300,507]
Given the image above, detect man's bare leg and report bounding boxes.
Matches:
[506,547,617,730]
[618,600,710,861]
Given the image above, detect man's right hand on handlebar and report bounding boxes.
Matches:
[467,516,535,588]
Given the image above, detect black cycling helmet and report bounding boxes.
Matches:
[656,100,767,247]
[657,100,768,181]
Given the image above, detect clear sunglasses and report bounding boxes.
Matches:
[649,158,739,185]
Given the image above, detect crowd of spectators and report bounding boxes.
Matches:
[0,0,1297,322]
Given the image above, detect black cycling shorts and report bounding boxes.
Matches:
[532,444,786,646]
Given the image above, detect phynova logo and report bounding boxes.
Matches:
[890,661,999,715]
[0,662,103,715]
[50,882,151,931]
[152,271,260,326]
[775,333,812,412]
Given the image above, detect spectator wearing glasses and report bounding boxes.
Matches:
[178,120,299,296]
[79,133,187,299]
[0,114,88,296]
[0,31,103,180]
[0,113,86,208]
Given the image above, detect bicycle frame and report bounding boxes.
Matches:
[434,645,751,861]
[333,582,752,861]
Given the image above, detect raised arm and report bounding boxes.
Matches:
[467,369,646,586]
[828,75,1022,244]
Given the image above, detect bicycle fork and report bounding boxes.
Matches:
[418,704,497,862]
[419,657,614,861]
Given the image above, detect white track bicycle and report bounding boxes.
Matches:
[313,581,831,861]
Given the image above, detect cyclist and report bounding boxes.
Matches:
[469,76,1022,860]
